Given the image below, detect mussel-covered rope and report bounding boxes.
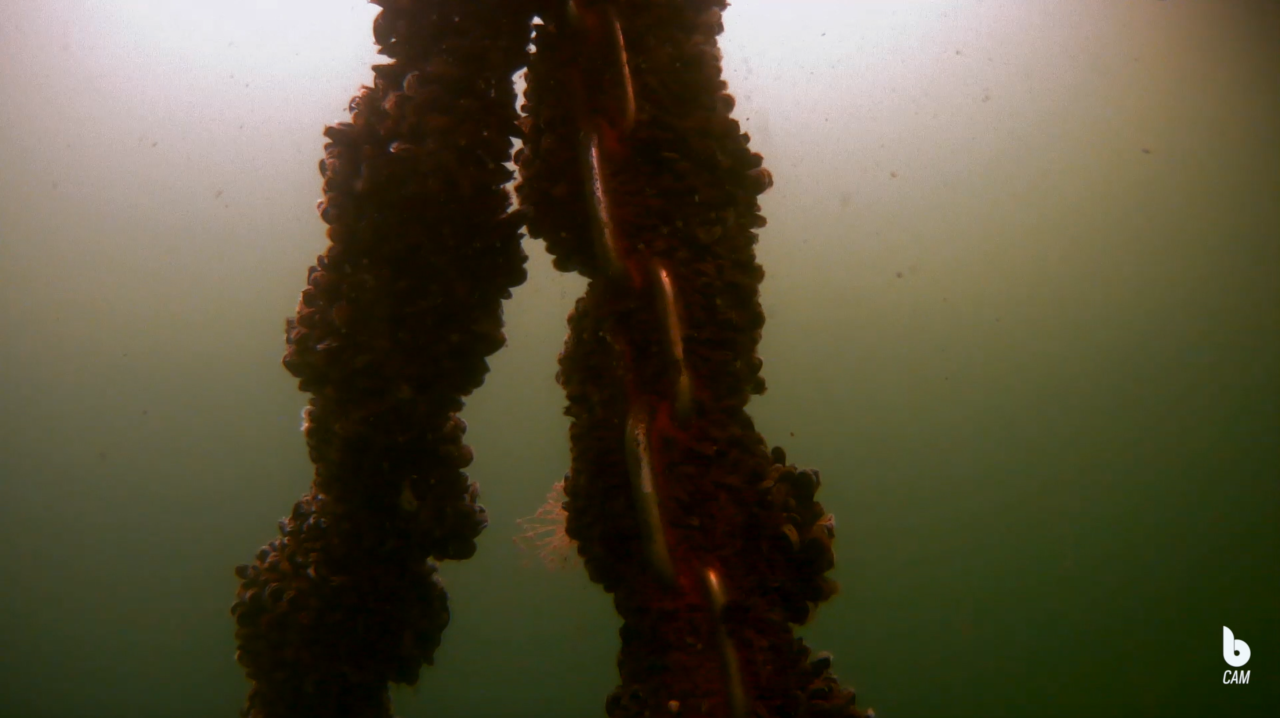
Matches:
[232,2,869,717]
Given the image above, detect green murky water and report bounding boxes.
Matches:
[1,1,1276,716]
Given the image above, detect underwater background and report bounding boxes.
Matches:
[1,1,1276,716]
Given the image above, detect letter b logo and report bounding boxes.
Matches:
[1223,626,1251,667]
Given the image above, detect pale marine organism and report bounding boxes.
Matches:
[514,479,579,570]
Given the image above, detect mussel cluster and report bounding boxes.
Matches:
[233,1,534,716]
[519,2,863,715]
[232,1,869,717]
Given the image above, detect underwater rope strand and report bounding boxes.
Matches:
[520,3,860,715]
[231,1,868,716]
[232,1,535,716]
